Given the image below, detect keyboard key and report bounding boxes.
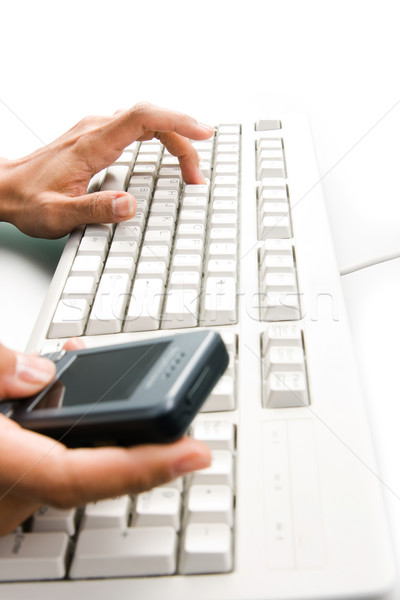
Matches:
[144,229,173,247]
[201,375,236,412]
[191,420,235,451]
[124,278,164,332]
[0,532,69,581]
[179,523,232,574]
[169,270,201,289]
[182,196,208,209]
[113,150,136,166]
[136,260,168,282]
[70,528,177,578]
[206,259,237,278]
[153,190,179,203]
[156,177,181,190]
[210,213,238,228]
[48,298,90,338]
[109,239,139,261]
[255,119,281,130]
[104,255,136,276]
[257,138,283,151]
[177,223,206,240]
[189,450,234,487]
[201,276,237,326]
[261,323,303,354]
[78,235,108,260]
[260,254,294,279]
[258,187,288,202]
[211,200,238,214]
[114,223,143,243]
[184,184,209,196]
[264,272,298,294]
[84,223,114,241]
[162,289,199,329]
[136,153,160,167]
[32,506,77,536]
[264,371,309,408]
[218,124,240,134]
[150,202,177,217]
[259,215,292,239]
[101,164,130,191]
[81,496,131,530]
[179,209,206,222]
[132,164,157,178]
[208,242,237,260]
[86,273,131,335]
[174,237,204,255]
[70,254,103,280]
[158,167,182,180]
[132,488,181,530]
[185,484,233,526]
[259,291,301,321]
[172,254,202,273]
[62,275,97,301]
[258,159,286,179]
[212,187,238,201]
[141,244,170,261]
[265,345,306,373]
[147,215,175,234]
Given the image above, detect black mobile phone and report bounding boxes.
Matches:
[7,331,229,447]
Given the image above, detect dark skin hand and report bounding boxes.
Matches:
[0,103,214,534]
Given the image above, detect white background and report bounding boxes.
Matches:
[1,0,400,596]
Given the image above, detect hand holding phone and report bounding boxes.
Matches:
[5,331,229,447]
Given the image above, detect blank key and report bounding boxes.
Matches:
[132,488,181,530]
[81,496,131,530]
[185,484,233,526]
[70,528,177,579]
[179,523,232,575]
[0,532,69,581]
[189,450,234,487]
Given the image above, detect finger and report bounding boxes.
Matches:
[157,131,206,184]
[62,338,85,351]
[97,103,214,156]
[53,191,136,232]
[0,417,211,510]
[41,437,212,508]
[0,344,55,399]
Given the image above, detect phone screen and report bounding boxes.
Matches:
[32,341,171,410]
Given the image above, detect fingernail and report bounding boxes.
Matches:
[112,194,134,218]
[172,450,211,476]
[15,353,55,384]
[195,167,206,184]
[197,122,215,133]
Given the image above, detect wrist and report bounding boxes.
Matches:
[0,158,23,225]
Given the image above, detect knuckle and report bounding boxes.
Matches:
[130,101,153,120]
[87,193,101,220]
[75,114,103,132]
[133,465,175,494]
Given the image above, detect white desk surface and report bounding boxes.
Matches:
[1,0,400,595]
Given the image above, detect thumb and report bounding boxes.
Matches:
[72,190,136,225]
[0,344,55,400]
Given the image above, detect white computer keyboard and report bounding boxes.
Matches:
[0,115,396,599]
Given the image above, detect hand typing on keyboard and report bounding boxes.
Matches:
[0,102,214,238]
[0,103,213,536]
